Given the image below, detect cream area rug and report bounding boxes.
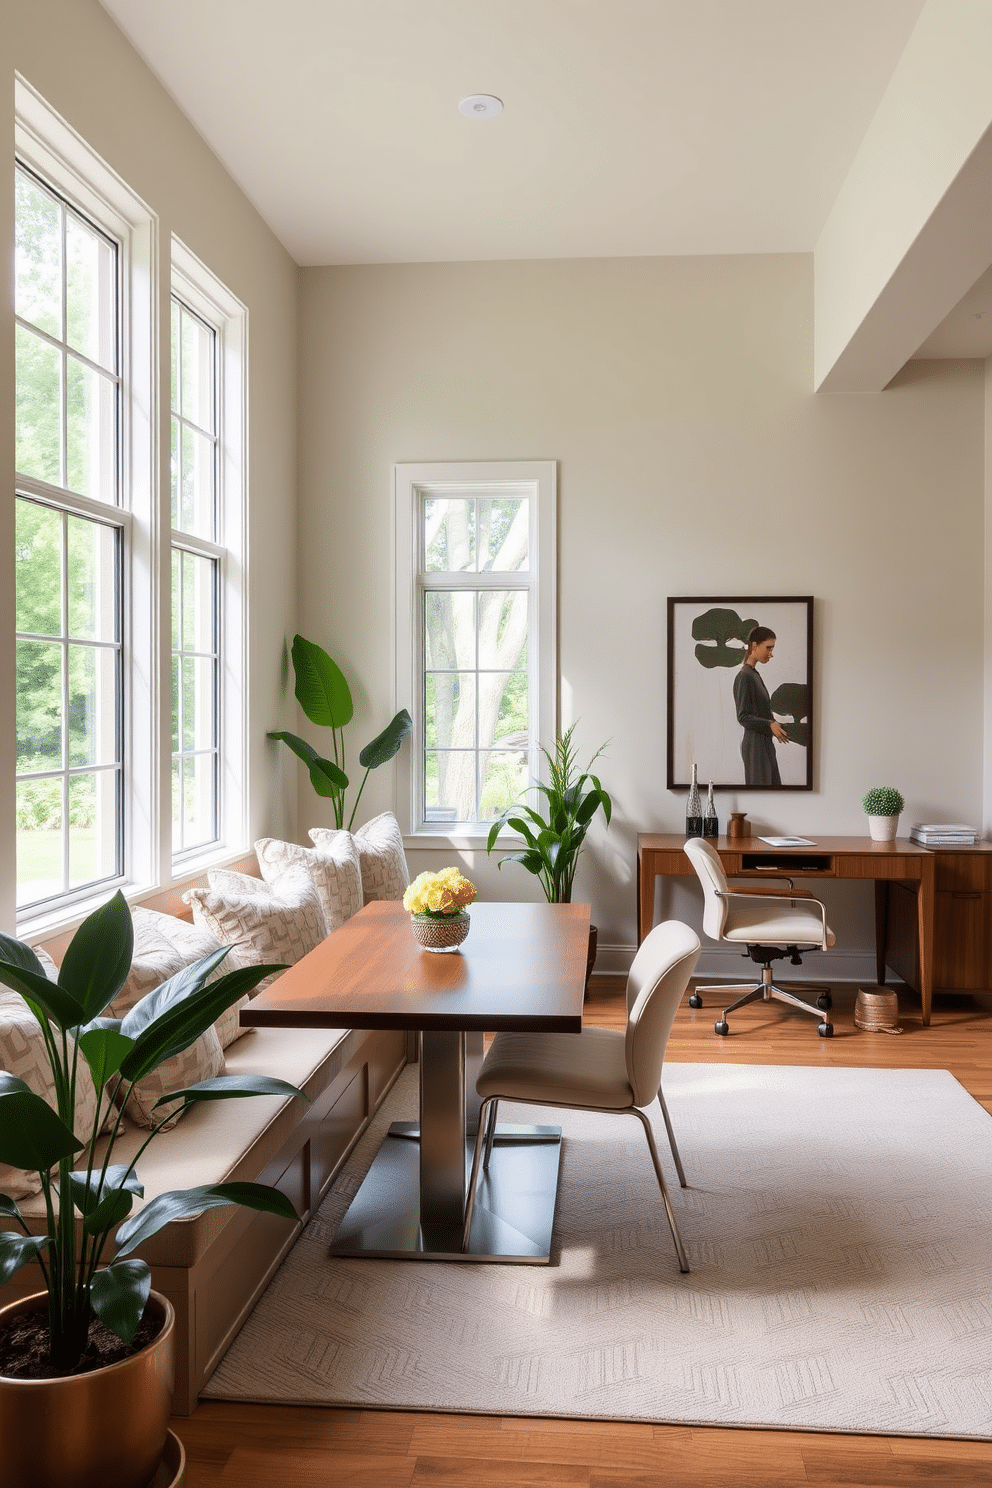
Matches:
[203,1063,992,1439]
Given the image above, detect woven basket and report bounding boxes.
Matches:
[854,986,903,1034]
[410,911,470,952]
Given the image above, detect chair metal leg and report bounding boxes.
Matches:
[482,1097,499,1169]
[633,1107,689,1272]
[461,1095,496,1252]
[657,1089,686,1187]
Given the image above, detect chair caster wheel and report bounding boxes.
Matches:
[714,1020,729,1036]
[818,1022,833,1038]
[816,993,832,1010]
[688,995,703,1009]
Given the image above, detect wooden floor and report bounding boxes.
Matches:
[171,978,992,1486]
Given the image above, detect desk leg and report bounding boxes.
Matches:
[918,858,934,1028]
[874,881,889,985]
[638,853,655,945]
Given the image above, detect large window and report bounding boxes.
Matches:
[171,297,220,855]
[14,164,124,911]
[170,240,248,872]
[11,78,247,931]
[395,462,556,837]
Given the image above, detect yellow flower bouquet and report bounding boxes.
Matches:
[403,867,477,918]
[403,868,477,951]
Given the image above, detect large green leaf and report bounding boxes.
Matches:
[291,635,354,728]
[114,1182,299,1258]
[89,1259,151,1344]
[0,1079,82,1171]
[119,964,286,1082]
[68,1165,143,1218]
[0,1194,23,1222]
[0,935,48,979]
[0,952,85,1032]
[82,1186,135,1235]
[0,1230,50,1287]
[118,948,232,1040]
[77,1026,135,1086]
[266,732,348,796]
[358,709,413,770]
[58,891,134,1022]
[152,1074,306,1109]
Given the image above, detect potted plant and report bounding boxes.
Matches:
[0,891,304,1488]
[268,634,412,829]
[486,725,611,983]
[862,785,905,842]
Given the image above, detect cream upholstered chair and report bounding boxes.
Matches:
[461,919,701,1273]
[683,836,836,1038]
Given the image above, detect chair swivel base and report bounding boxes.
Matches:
[689,968,833,1037]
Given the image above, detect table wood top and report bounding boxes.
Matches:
[241,900,590,1033]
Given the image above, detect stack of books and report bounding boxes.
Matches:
[909,823,978,846]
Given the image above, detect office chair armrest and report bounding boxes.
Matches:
[716,890,830,949]
[724,881,815,898]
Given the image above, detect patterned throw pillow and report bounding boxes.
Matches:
[332,811,410,904]
[256,833,363,934]
[0,971,102,1199]
[183,870,324,993]
[108,911,226,1130]
[131,906,251,1050]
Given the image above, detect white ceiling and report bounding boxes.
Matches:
[98,0,991,358]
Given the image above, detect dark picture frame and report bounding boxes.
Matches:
[667,596,814,791]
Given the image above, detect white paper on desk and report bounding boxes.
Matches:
[758,836,816,847]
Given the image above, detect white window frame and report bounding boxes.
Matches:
[394,460,557,844]
[168,238,248,878]
[15,75,156,934]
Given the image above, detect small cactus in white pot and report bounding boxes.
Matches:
[862,786,905,842]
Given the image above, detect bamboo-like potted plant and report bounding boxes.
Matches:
[268,634,412,829]
[0,891,304,1488]
[862,785,905,842]
[486,725,611,982]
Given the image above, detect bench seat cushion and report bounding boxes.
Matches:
[15,1024,353,1267]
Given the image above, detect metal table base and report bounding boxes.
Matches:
[328,1121,563,1264]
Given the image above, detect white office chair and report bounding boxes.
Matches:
[461,919,701,1273]
[683,836,835,1037]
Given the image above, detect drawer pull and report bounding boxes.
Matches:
[951,891,982,900]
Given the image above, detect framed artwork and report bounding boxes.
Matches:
[667,596,813,791]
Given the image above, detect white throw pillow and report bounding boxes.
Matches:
[183,870,324,994]
[131,906,251,1050]
[121,1020,225,1130]
[0,970,102,1200]
[256,833,363,934]
[339,812,410,904]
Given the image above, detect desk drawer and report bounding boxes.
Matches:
[844,856,920,881]
[934,853,991,893]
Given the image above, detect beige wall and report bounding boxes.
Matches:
[0,0,300,929]
[297,255,986,971]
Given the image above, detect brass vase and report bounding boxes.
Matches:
[0,1290,176,1488]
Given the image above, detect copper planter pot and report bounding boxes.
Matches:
[0,1290,175,1488]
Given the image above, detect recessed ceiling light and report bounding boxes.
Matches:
[458,94,503,119]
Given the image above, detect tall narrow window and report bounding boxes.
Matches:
[14,165,124,910]
[396,462,556,836]
[170,297,220,854]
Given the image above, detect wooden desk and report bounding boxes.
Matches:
[637,834,936,1026]
[244,899,589,1263]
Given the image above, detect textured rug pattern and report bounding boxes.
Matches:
[203,1063,992,1438]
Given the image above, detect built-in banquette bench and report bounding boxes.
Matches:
[1,816,412,1414]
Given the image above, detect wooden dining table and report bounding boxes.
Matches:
[241,898,590,1263]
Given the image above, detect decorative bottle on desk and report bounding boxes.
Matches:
[703,781,718,838]
[685,763,703,838]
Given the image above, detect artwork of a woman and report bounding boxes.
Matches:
[733,625,789,787]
